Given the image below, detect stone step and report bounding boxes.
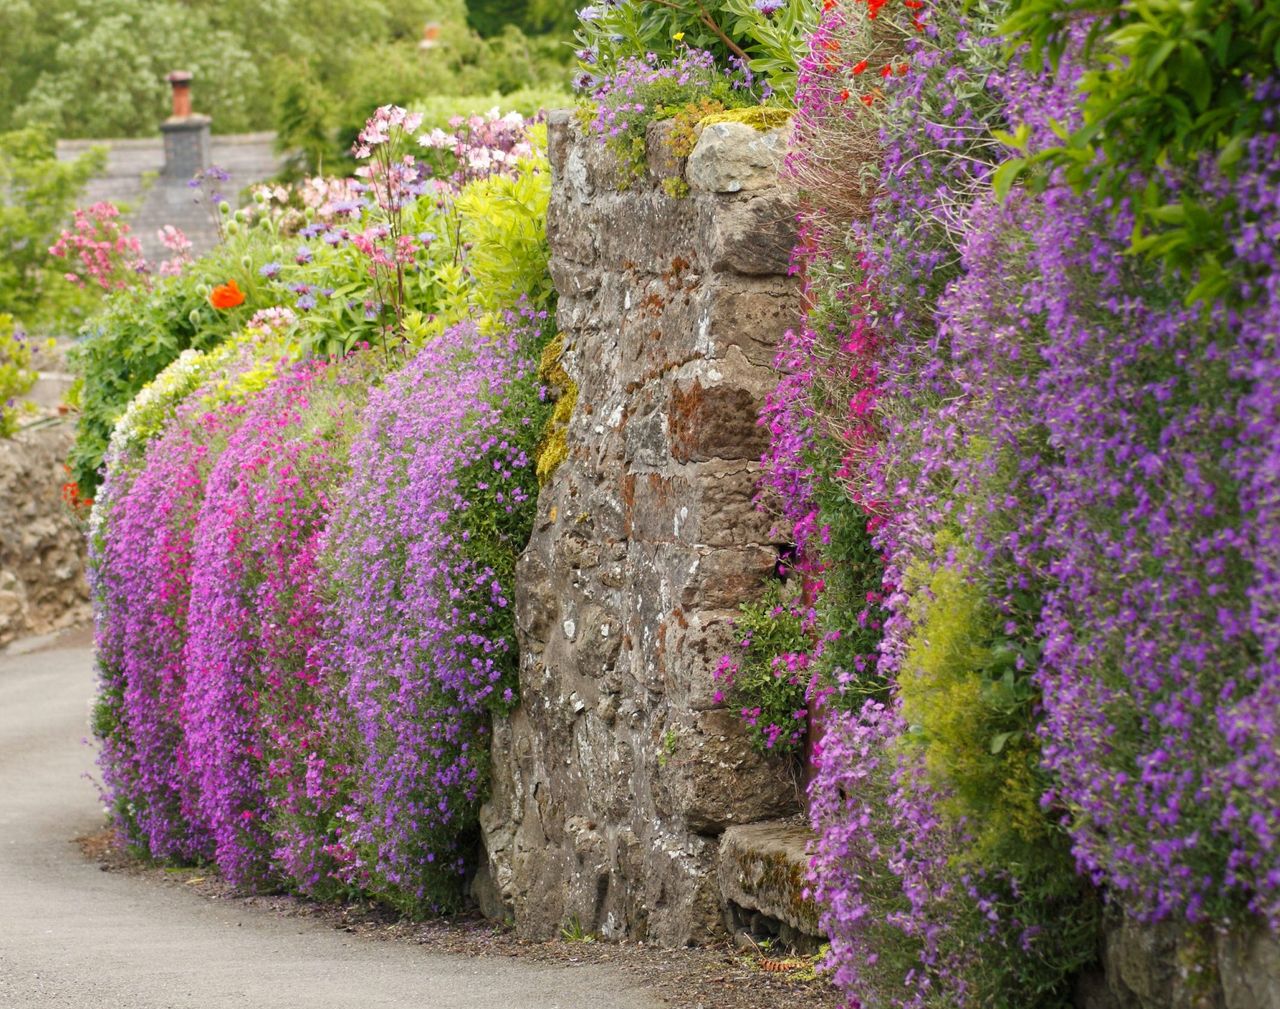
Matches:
[717,820,824,952]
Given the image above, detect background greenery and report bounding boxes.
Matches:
[0,0,571,170]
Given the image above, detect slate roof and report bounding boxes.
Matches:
[55,132,286,262]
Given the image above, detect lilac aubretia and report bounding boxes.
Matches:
[322,315,547,912]
[183,355,372,890]
[786,2,1278,1005]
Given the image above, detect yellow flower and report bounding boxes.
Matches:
[673,31,685,41]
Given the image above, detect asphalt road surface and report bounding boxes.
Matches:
[0,632,661,1009]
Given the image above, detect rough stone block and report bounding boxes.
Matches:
[645,118,686,184]
[0,422,89,648]
[717,822,823,939]
[679,546,775,611]
[679,709,801,833]
[669,378,767,464]
[704,192,798,276]
[1217,926,1280,1009]
[687,122,787,194]
[703,277,802,367]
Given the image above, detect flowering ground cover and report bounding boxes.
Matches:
[568,0,1280,1005]
[85,106,558,910]
[81,2,1278,1002]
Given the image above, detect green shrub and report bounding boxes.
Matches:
[714,580,813,755]
[896,532,1100,1006]
[0,315,39,437]
[0,129,103,329]
[68,210,283,495]
[575,0,820,103]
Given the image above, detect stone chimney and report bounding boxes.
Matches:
[160,70,211,180]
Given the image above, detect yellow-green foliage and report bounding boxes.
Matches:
[699,106,793,130]
[898,532,1048,858]
[0,314,38,437]
[453,133,553,320]
[666,98,729,158]
[109,319,301,462]
[535,333,577,485]
[193,328,301,413]
[663,101,792,172]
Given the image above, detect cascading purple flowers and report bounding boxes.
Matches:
[791,0,1279,996]
[1027,109,1280,928]
[808,701,982,1009]
[323,314,547,912]
[183,354,371,890]
[91,418,223,862]
[88,340,278,862]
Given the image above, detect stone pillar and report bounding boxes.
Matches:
[477,111,804,945]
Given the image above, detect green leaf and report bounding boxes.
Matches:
[1176,42,1211,112]
[1146,38,1177,77]
[993,123,1032,152]
[991,157,1027,202]
[1148,202,1187,224]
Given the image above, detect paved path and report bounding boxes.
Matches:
[0,633,661,1009]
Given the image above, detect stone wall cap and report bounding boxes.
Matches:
[686,121,787,195]
[161,114,213,130]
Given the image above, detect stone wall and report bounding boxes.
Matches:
[0,419,90,649]
[476,112,805,944]
[1078,917,1279,1009]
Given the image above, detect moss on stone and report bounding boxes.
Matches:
[536,334,578,486]
[698,106,793,131]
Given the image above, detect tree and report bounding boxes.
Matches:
[0,129,102,325]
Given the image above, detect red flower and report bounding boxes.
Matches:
[210,280,245,310]
[879,64,893,78]
[861,93,875,106]
[852,59,869,74]
[839,88,851,102]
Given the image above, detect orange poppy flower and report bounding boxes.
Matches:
[210,280,245,310]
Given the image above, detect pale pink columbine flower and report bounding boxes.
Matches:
[157,225,192,254]
[247,306,298,332]
[418,128,453,151]
[354,105,423,156]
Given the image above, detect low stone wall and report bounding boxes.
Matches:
[476,112,805,944]
[0,420,90,648]
[1078,917,1279,1009]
